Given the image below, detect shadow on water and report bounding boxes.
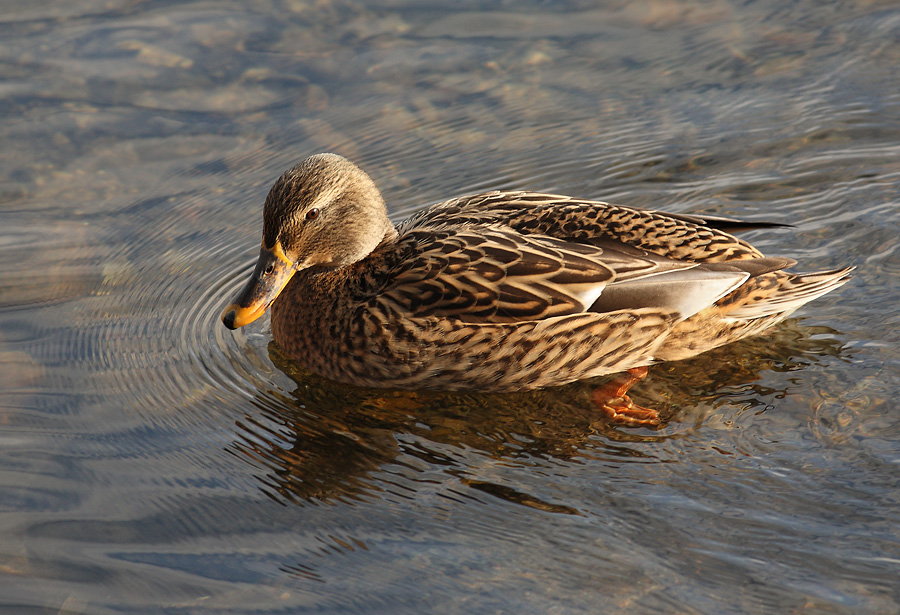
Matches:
[227,320,848,508]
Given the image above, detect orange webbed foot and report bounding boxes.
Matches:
[591,366,660,427]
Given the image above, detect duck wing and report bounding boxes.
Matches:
[405,191,775,263]
[375,224,755,324]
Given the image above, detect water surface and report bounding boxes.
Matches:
[1,1,899,613]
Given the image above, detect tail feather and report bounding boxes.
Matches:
[727,266,854,320]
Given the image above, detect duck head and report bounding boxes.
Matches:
[222,153,395,329]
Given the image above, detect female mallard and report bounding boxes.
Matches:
[222,153,852,403]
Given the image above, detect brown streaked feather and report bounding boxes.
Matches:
[374,224,757,324]
[402,192,767,262]
[722,266,854,319]
[377,227,621,322]
[335,307,681,391]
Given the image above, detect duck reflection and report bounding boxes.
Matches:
[227,321,847,506]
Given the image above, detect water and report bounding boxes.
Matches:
[1,1,899,613]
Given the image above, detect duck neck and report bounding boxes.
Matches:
[377,224,399,249]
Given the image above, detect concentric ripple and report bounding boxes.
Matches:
[12,189,303,458]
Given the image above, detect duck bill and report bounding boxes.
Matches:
[221,246,296,330]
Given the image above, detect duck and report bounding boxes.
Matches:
[222,153,852,413]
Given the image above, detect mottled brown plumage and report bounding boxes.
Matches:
[222,153,853,392]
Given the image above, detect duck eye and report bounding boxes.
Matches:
[305,208,320,221]
[264,263,275,276]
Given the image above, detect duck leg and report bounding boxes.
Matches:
[591,366,660,427]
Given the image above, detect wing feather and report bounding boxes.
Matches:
[379,227,623,322]
[400,191,773,262]
[378,193,802,325]
[377,225,706,323]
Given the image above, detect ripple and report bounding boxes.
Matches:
[89,244,289,430]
